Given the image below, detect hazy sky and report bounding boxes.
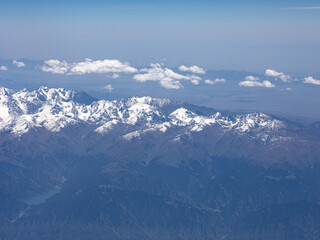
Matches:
[1,0,320,73]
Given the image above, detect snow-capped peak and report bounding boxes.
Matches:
[0,87,13,96]
[0,87,285,137]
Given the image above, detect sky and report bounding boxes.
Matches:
[0,0,320,122]
[0,0,320,73]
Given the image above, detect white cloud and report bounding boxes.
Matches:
[12,60,25,68]
[204,79,214,84]
[286,88,293,91]
[41,58,137,75]
[191,79,200,85]
[178,65,206,74]
[0,66,7,71]
[111,73,120,79]
[42,59,69,74]
[265,69,291,82]
[265,69,281,77]
[245,75,260,81]
[303,76,320,85]
[70,58,137,75]
[240,75,275,88]
[239,80,275,88]
[160,80,183,89]
[133,63,202,89]
[205,78,226,85]
[104,85,113,92]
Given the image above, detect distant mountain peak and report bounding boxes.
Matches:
[0,86,286,139]
[0,86,13,96]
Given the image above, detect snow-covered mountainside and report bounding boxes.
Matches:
[0,86,284,137]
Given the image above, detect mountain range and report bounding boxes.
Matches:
[1,87,320,240]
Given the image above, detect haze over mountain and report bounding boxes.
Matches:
[1,87,320,240]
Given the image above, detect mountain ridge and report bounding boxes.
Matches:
[0,86,288,137]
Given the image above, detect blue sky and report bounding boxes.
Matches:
[0,0,320,73]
